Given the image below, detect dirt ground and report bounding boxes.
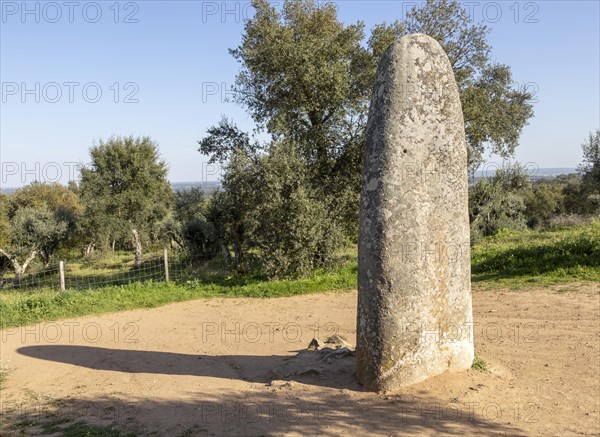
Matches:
[1,283,599,436]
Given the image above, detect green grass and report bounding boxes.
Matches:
[1,223,598,329]
[0,262,357,329]
[0,251,169,291]
[472,223,600,288]
[471,354,490,372]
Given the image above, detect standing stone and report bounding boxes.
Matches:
[356,34,474,391]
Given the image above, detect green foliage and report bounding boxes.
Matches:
[562,176,587,215]
[180,213,218,258]
[78,136,173,264]
[197,116,262,164]
[0,262,357,328]
[166,187,219,257]
[546,214,596,230]
[251,142,343,278]
[0,205,68,286]
[469,163,530,239]
[2,224,598,327]
[197,120,345,277]
[8,181,82,220]
[0,194,11,248]
[372,0,533,169]
[226,0,534,239]
[523,182,565,228]
[230,0,370,239]
[471,354,490,372]
[174,187,205,224]
[6,182,82,258]
[10,207,68,257]
[218,147,263,269]
[566,129,600,215]
[579,129,600,187]
[231,0,370,161]
[461,64,534,168]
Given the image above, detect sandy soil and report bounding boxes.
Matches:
[1,283,599,436]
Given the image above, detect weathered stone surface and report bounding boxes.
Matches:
[356,34,474,391]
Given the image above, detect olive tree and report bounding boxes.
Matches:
[79,136,173,266]
[0,207,67,286]
[229,0,534,236]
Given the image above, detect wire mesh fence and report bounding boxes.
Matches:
[0,249,219,292]
[0,263,60,291]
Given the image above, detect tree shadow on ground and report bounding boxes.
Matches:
[14,345,527,436]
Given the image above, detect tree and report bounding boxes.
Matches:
[523,183,564,228]
[0,195,12,286]
[579,129,600,214]
[79,136,173,266]
[0,207,67,286]
[563,130,600,215]
[204,191,234,267]
[168,187,222,258]
[366,0,534,169]
[217,148,261,271]
[174,187,206,224]
[563,129,600,214]
[198,120,263,270]
[579,129,600,183]
[198,116,262,164]
[469,163,531,239]
[230,0,370,193]
[197,120,344,277]
[1,183,79,268]
[251,141,343,278]
[229,0,534,236]
[0,194,10,248]
[8,181,81,218]
[8,181,82,256]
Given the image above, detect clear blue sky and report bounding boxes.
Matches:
[1,0,599,187]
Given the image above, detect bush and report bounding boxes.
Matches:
[563,130,600,215]
[251,142,344,279]
[469,163,530,240]
[181,214,219,258]
[523,183,564,228]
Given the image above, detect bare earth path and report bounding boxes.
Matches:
[1,284,599,436]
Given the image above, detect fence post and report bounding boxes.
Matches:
[59,261,65,291]
[163,249,170,282]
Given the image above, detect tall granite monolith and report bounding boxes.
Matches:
[356,34,474,391]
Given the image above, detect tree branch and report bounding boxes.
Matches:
[22,250,38,271]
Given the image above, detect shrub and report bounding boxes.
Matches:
[469,163,530,240]
[252,142,344,279]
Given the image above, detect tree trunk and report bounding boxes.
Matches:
[132,229,142,267]
[232,229,243,268]
[84,243,95,257]
[0,249,37,288]
[221,243,232,267]
[13,265,24,287]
